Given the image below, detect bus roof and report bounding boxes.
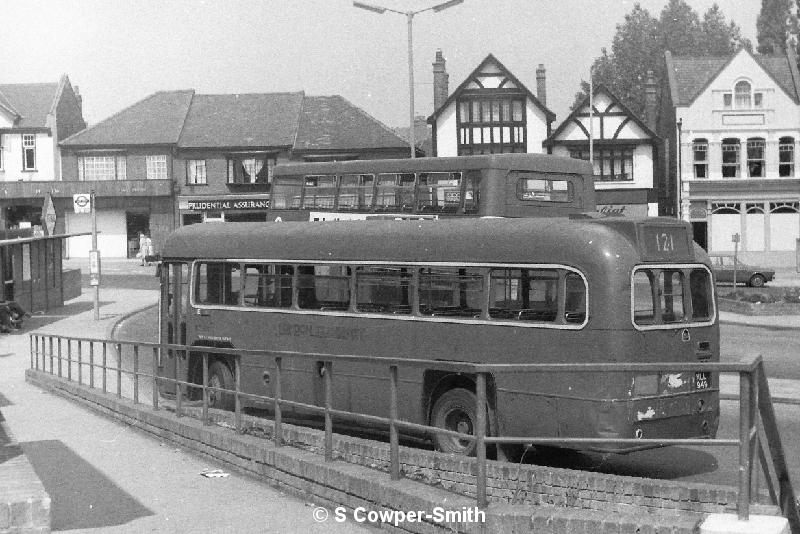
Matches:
[162,218,656,269]
[273,153,593,177]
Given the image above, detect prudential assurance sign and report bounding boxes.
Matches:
[73,193,91,214]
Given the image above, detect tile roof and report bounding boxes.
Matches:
[666,49,800,105]
[178,92,304,148]
[294,95,409,151]
[62,90,195,146]
[0,83,59,127]
[61,89,409,152]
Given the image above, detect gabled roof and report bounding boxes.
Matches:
[0,82,60,127]
[294,95,409,151]
[62,90,195,146]
[665,48,800,106]
[543,83,658,146]
[178,92,304,148]
[427,53,555,123]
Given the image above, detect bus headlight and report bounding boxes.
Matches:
[633,374,659,396]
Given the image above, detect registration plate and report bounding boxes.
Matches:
[695,372,710,390]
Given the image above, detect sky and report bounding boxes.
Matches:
[0,0,761,132]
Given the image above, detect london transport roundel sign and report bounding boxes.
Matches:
[73,193,91,214]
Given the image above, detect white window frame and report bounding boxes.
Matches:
[22,133,36,170]
[186,159,207,185]
[78,155,126,181]
[693,139,708,178]
[146,155,169,180]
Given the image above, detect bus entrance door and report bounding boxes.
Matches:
[160,262,188,395]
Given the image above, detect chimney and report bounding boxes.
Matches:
[74,85,83,113]
[644,70,657,130]
[432,49,449,112]
[536,64,547,106]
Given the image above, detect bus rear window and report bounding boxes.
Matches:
[514,173,573,203]
[633,267,714,326]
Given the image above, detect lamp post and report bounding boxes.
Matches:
[353,0,464,158]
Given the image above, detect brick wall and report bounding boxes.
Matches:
[0,419,50,533]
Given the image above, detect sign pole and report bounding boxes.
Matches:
[732,233,740,288]
[91,190,99,320]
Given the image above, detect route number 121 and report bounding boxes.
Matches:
[655,232,675,252]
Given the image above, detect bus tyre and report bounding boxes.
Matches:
[431,388,483,456]
[208,360,235,411]
[749,274,766,287]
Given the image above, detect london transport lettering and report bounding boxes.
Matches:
[187,199,269,210]
[277,322,364,342]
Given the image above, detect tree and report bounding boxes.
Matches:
[701,4,753,55]
[572,1,749,115]
[756,0,793,54]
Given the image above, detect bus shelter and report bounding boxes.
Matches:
[0,232,86,313]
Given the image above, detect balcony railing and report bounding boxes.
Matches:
[0,179,174,198]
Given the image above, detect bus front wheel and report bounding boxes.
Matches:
[208,360,235,411]
[431,388,483,456]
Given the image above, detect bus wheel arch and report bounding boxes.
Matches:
[424,371,498,456]
[188,342,236,410]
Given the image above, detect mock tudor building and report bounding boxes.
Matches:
[60,90,410,257]
[545,81,661,217]
[0,75,86,233]
[661,48,800,267]
[427,51,554,157]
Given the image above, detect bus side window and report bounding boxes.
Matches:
[356,267,411,314]
[418,267,482,317]
[243,264,294,308]
[298,265,350,311]
[463,171,479,214]
[195,262,238,306]
[564,273,586,323]
[488,268,559,322]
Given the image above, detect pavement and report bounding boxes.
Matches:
[0,287,368,533]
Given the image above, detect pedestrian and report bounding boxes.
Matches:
[142,233,154,266]
[137,233,145,265]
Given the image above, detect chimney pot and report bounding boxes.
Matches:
[536,64,547,107]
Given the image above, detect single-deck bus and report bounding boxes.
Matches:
[267,153,595,221]
[157,217,719,456]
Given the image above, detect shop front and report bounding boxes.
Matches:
[178,195,270,225]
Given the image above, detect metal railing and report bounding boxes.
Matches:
[28,334,800,531]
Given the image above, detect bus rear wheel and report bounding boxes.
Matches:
[208,360,235,411]
[431,388,483,456]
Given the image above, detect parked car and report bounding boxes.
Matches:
[708,254,775,287]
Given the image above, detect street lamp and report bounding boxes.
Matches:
[353,0,464,158]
